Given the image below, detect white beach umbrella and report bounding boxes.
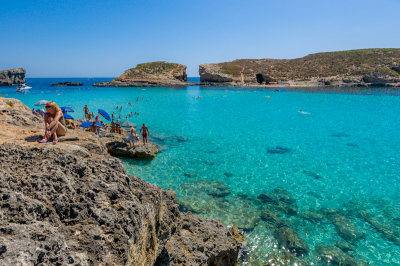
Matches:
[34,100,48,106]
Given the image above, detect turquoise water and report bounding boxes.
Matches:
[3,78,400,264]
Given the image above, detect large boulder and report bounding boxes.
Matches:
[0,68,25,86]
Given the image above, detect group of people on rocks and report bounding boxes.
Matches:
[37,101,150,147]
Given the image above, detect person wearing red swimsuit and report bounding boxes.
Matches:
[140,123,149,144]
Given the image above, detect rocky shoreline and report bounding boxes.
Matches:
[0,68,26,86]
[0,97,242,265]
[199,49,400,88]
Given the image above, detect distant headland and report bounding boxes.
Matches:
[199,48,400,87]
[2,49,400,88]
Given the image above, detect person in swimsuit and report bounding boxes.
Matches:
[39,101,67,144]
[83,105,89,120]
[128,126,137,148]
[139,123,149,144]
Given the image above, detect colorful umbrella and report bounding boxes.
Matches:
[98,109,111,121]
[80,121,104,128]
[61,106,74,112]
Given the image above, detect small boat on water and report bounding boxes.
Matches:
[16,84,32,92]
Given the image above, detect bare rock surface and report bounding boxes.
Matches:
[0,97,242,265]
[102,134,159,159]
[93,61,193,87]
[0,68,25,86]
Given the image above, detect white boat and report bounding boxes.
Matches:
[16,84,32,92]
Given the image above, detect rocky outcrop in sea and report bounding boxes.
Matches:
[93,61,192,87]
[51,82,83,86]
[199,48,400,87]
[0,68,26,86]
[0,97,242,265]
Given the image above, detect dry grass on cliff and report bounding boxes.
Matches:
[217,48,400,80]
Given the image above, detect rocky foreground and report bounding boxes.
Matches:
[0,97,242,265]
[93,62,191,87]
[0,68,26,86]
[199,48,400,87]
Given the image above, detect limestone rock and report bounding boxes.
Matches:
[105,139,158,159]
[0,97,241,265]
[199,48,400,87]
[0,68,25,86]
[51,82,83,86]
[93,61,191,87]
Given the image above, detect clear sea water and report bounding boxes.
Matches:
[3,78,400,264]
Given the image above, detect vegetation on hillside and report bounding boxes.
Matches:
[121,61,186,79]
[217,49,400,80]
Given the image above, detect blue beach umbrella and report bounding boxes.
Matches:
[34,100,48,106]
[61,106,74,112]
[80,121,104,128]
[63,113,74,120]
[98,109,111,121]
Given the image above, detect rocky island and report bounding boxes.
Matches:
[0,97,242,265]
[0,68,26,86]
[93,61,191,87]
[51,82,83,87]
[199,48,400,87]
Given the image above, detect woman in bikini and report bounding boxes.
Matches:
[39,101,67,144]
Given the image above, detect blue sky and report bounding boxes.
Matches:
[1,0,399,77]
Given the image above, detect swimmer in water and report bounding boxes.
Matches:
[298,110,310,114]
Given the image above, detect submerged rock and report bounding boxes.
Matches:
[332,133,351,138]
[224,172,234,177]
[334,240,355,253]
[331,214,365,242]
[181,180,231,198]
[265,250,307,266]
[261,209,287,228]
[177,191,260,231]
[257,188,298,216]
[267,146,292,154]
[316,245,367,265]
[300,210,325,223]
[274,227,309,257]
[359,210,400,245]
[303,170,324,180]
[184,172,197,178]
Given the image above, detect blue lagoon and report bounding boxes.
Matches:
[4,78,400,264]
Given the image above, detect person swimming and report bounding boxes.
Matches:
[298,110,310,114]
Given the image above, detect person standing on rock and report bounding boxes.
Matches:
[39,101,67,144]
[128,126,137,148]
[140,124,149,144]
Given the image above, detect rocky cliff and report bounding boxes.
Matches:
[0,68,26,86]
[0,97,242,265]
[93,62,190,87]
[199,48,400,87]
